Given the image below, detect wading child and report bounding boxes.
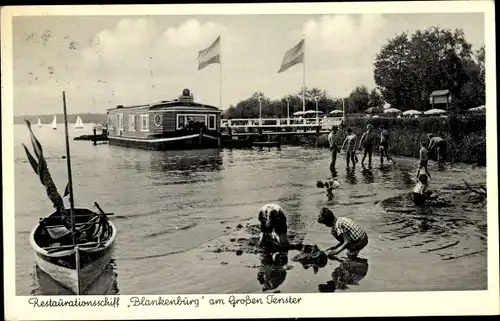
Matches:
[341,128,357,168]
[358,124,376,167]
[416,141,432,179]
[317,207,368,258]
[427,133,446,167]
[327,126,340,173]
[412,173,433,206]
[257,203,289,248]
[379,125,395,165]
[317,179,340,199]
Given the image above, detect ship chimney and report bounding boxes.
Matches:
[178,88,194,103]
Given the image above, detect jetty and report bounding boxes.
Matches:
[219,117,341,148]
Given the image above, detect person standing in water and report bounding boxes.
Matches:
[427,133,446,168]
[327,126,340,174]
[358,124,376,167]
[416,140,432,179]
[379,125,395,165]
[341,128,357,168]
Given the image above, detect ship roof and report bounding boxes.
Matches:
[107,100,220,112]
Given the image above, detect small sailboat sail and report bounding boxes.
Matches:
[37,119,42,127]
[74,116,84,129]
[51,116,57,130]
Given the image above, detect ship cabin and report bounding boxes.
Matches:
[106,89,222,150]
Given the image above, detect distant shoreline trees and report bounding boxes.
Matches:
[224,26,485,119]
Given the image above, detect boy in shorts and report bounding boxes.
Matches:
[416,141,431,179]
[341,128,357,168]
[427,134,446,167]
[358,124,376,167]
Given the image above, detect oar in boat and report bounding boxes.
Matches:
[45,241,108,253]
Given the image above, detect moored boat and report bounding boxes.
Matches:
[30,207,116,294]
[106,88,222,151]
[23,91,116,295]
[73,134,109,141]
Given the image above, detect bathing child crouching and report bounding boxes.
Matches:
[412,174,433,205]
[317,207,368,258]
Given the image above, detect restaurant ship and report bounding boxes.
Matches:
[106,89,222,150]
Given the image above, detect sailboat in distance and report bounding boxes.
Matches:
[74,116,84,130]
[37,118,42,127]
[51,116,57,130]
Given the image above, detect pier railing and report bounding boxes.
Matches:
[221,117,343,130]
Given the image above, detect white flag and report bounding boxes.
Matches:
[278,39,304,73]
[198,36,221,70]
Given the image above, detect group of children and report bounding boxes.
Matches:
[254,128,447,265]
[412,133,446,205]
[328,124,446,171]
[328,124,397,171]
[257,203,369,260]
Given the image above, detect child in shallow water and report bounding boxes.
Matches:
[317,179,340,199]
[412,173,433,205]
[341,128,358,168]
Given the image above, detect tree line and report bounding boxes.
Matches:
[223,26,485,119]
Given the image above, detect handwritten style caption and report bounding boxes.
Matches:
[28,295,302,309]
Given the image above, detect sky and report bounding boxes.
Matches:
[11,12,484,115]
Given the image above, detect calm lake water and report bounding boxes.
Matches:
[13,123,487,295]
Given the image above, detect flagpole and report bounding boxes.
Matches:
[62,91,80,295]
[302,38,306,113]
[219,34,222,110]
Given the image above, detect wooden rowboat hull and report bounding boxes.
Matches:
[33,243,115,294]
[30,208,117,295]
[34,260,118,295]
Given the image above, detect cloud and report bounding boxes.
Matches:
[299,14,388,77]
[302,14,387,55]
[79,18,226,79]
[162,19,223,48]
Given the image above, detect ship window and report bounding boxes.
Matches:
[140,114,149,132]
[117,114,124,130]
[177,114,208,130]
[128,115,136,131]
[177,115,186,129]
[208,115,216,130]
[108,115,113,129]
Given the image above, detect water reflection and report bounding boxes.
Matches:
[318,258,369,292]
[360,165,375,184]
[148,149,223,173]
[345,167,358,185]
[257,251,288,292]
[278,194,306,237]
[393,167,416,190]
[31,260,119,295]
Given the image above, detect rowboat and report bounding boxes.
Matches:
[34,259,118,295]
[23,91,117,295]
[30,206,116,294]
